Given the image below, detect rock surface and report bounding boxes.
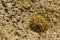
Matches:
[0,0,60,40]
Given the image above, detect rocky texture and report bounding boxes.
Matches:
[0,0,60,40]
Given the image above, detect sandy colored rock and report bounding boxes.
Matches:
[0,0,60,40]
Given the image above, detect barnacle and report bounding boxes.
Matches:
[28,14,51,33]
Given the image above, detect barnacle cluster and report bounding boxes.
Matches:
[28,14,51,33]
